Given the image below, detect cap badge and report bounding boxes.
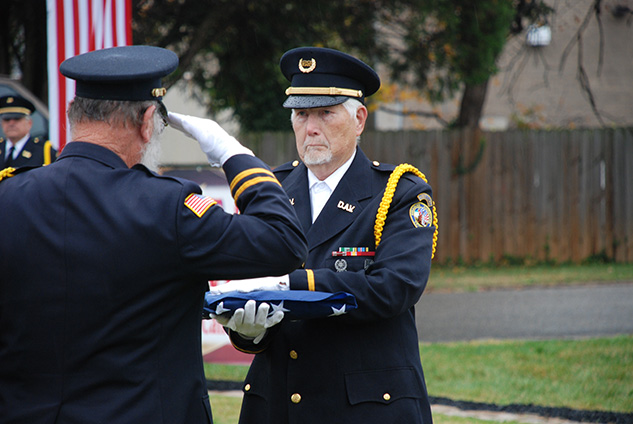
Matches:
[7,97,13,103]
[298,58,316,73]
[151,88,167,98]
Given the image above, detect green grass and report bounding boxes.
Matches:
[427,263,633,293]
[204,362,249,382]
[431,414,527,424]
[209,394,242,424]
[421,335,633,412]
[205,335,633,423]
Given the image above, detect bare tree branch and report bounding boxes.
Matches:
[558,0,602,73]
[558,0,606,126]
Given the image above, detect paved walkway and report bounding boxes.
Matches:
[415,282,633,342]
[431,404,586,424]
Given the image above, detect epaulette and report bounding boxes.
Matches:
[274,159,301,173]
[0,166,39,182]
[369,159,395,173]
[374,164,439,259]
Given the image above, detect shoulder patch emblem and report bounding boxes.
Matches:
[184,193,217,218]
[417,192,433,207]
[409,202,433,228]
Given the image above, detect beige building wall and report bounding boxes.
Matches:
[376,0,633,131]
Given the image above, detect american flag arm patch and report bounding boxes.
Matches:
[184,193,217,218]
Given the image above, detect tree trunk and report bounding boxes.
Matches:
[456,79,490,128]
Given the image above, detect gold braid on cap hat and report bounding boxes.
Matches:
[285,87,363,98]
[374,164,439,259]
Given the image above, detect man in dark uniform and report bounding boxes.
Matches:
[211,47,438,424]
[0,95,57,167]
[0,45,307,424]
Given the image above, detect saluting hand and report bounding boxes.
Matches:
[167,111,253,166]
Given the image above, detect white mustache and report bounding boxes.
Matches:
[303,138,330,149]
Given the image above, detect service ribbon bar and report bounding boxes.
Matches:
[331,247,375,257]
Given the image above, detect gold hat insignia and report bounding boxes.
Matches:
[7,97,14,103]
[298,58,316,73]
[151,88,167,98]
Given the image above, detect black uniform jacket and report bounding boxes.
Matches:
[0,142,307,424]
[0,134,57,167]
[231,147,435,424]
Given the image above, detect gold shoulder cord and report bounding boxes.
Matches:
[374,164,439,259]
[43,141,53,165]
[0,167,16,182]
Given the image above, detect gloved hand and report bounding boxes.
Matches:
[209,275,290,295]
[212,300,283,344]
[167,111,253,166]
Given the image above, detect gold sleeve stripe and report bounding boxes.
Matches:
[232,176,281,202]
[306,269,315,291]
[43,141,53,165]
[229,167,276,191]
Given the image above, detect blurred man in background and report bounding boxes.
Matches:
[0,94,56,168]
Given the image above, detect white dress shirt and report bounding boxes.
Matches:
[4,134,29,162]
[307,150,356,223]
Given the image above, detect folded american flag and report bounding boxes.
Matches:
[203,290,357,320]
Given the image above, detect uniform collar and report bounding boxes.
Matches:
[307,149,356,193]
[57,141,129,169]
[5,134,30,158]
[282,147,374,249]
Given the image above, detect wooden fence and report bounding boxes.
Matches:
[242,128,633,264]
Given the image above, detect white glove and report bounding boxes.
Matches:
[167,111,253,166]
[209,275,290,295]
[213,300,284,344]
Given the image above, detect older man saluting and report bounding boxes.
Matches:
[0,45,307,424]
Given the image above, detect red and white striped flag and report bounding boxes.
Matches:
[46,0,132,152]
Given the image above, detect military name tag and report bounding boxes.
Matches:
[337,200,355,213]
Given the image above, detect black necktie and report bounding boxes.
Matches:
[6,146,14,166]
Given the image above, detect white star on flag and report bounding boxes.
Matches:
[214,302,231,315]
[270,301,291,316]
[329,305,347,316]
